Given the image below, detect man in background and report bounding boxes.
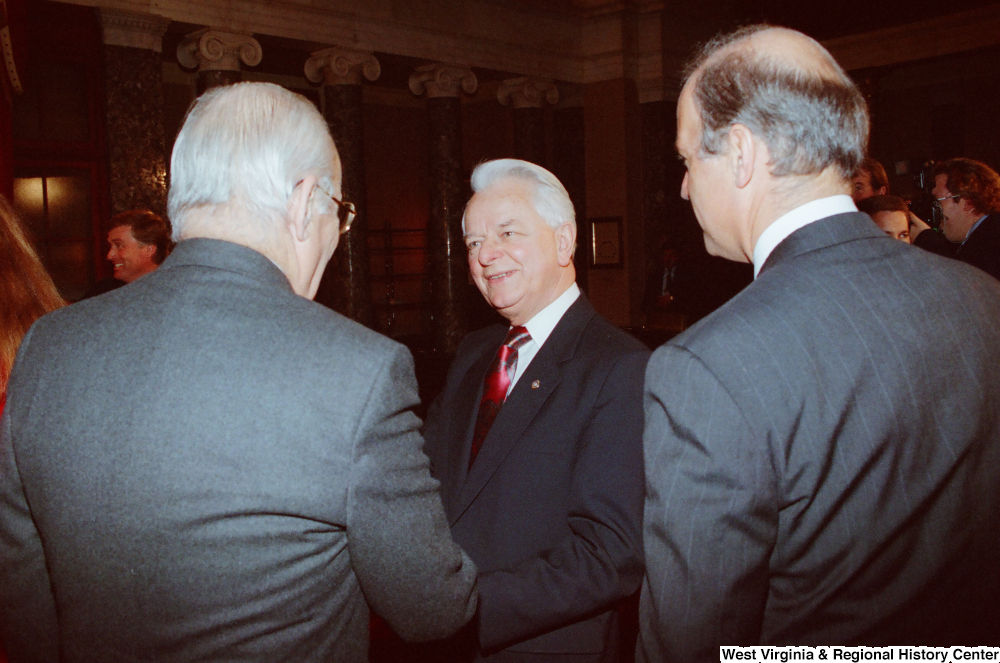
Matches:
[84,209,172,298]
[857,194,912,242]
[640,25,1000,661]
[423,158,647,661]
[0,82,477,662]
[910,157,1000,281]
[851,156,889,202]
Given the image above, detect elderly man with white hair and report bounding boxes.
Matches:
[0,82,477,662]
[640,25,1000,660]
[420,158,649,662]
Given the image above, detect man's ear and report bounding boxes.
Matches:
[556,222,577,267]
[287,175,318,243]
[727,123,757,189]
[960,197,978,215]
[139,242,156,260]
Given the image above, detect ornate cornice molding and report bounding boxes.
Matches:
[97,8,170,52]
[823,4,1000,71]
[497,77,559,109]
[304,47,380,86]
[409,63,477,99]
[177,29,262,72]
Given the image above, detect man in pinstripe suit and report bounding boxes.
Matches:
[639,26,1000,661]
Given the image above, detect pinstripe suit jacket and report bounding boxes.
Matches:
[639,212,1000,661]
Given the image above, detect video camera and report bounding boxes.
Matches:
[908,160,943,228]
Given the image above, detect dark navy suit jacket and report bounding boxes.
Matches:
[424,294,649,661]
[913,212,1000,281]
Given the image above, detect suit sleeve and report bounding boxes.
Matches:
[345,345,478,642]
[0,326,61,663]
[475,349,649,650]
[637,345,778,663]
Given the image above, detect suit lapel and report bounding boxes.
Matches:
[449,296,596,526]
[441,328,504,520]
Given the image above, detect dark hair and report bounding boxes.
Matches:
[109,210,173,264]
[857,157,889,192]
[0,195,64,397]
[857,195,908,216]
[933,158,1000,216]
[684,25,869,180]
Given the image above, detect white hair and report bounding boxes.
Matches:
[168,82,337,242]
[463,159,575,232]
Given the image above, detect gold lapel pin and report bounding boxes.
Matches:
[531,380,541,389]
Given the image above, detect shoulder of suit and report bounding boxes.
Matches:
[455,324,508,355]
[298,300,408,357]
[576,310,650,357]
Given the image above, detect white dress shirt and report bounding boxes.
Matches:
[506,282,580,395]
[752,195,857,278]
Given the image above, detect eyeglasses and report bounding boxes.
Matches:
[935,194,959,203]
[317,187,356,235]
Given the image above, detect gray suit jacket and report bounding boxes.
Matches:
[0,239,477,663]
[640,212,1000,661]
[424,295,649,661]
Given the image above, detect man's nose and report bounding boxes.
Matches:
[681,172,690,201]
[478,240,502,264]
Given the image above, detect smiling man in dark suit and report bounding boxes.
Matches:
[639,26,1000,661]
[422,158,648,662]
[0,82,476,662]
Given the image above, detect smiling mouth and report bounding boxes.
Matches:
[486,270,515,281]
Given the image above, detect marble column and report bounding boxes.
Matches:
[177,29,262,95]
[552,85,588,292]
[98,9,170,218]
[304,47,380,328]
[498,77,558,167]
[409,63,477,354]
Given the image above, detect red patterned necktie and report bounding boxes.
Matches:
[469,326,532,468]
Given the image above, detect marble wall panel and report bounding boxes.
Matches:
[426,96,468,353]
[315,83,375,328]
[103,44,167,220]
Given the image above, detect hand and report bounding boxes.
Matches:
[909,212,932,239]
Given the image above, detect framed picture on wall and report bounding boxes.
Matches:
[590,217,623,268]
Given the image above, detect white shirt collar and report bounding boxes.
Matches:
[521,282,580,347]
[752,195,857,278]
[505,283,580,394]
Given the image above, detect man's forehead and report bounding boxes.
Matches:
[674,86,700,151]
[465,181,540,231]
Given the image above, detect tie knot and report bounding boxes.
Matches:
[504,326,531,350]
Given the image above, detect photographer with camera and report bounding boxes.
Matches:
[910,158,1000,282]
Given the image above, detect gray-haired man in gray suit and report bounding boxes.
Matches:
[640,26,1000,661]
[0,82,476,662]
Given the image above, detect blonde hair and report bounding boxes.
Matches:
[0,195,64,397]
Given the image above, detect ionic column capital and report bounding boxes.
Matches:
[409,63,477,99]
[497,77,559,109]
[98,8,171,53]
[177,29,262,72]
[304,47,381,86]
